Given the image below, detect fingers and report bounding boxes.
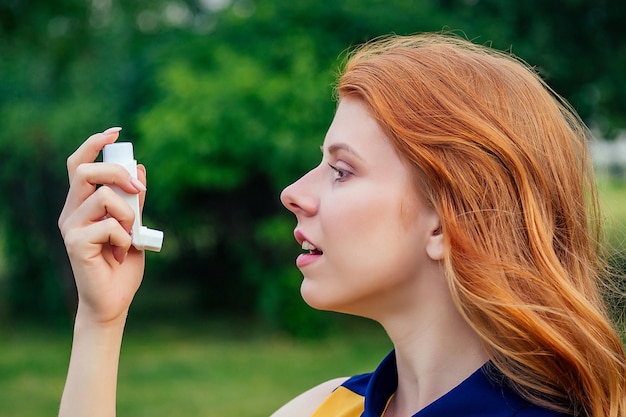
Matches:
[60,127,147,230]
[64,162,142,218]
[64,217,133,265]
[59,128,151,264]
[61,187,137,264]
[137,164,147,210]
[70,185,137,233]
[66,127,122,183]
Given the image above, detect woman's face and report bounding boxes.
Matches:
[280,96,444,318]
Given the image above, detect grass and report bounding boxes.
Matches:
[0,317,391,417]
[0,324,73,416]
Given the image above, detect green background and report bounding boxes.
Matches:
[1,0,625,334]
[0,1,625,415]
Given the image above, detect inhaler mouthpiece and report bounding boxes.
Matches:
[103,142,164,252]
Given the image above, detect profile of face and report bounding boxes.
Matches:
[280,96,445,320]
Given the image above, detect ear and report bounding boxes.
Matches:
[426,222,444,261]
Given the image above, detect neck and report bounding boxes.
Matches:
[379,288,489,416]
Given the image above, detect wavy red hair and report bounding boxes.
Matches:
[337,33,626,416]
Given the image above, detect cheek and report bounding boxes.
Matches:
[323,193,418,277]
[322,191,389,248]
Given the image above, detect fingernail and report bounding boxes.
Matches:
[102,126,122,135]
[129,176,147,192]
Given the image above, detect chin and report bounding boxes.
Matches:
[300,282,365,317]
[300,281,338,312]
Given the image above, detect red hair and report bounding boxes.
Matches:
[337,33,626,416]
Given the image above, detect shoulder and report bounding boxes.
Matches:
[270,377,349,417]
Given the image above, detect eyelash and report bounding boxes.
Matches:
[328,163,349,182]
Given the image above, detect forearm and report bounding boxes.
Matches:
[59,308,127,417]
[57,129,147,417]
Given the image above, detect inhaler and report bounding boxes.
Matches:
[102,142,164,252]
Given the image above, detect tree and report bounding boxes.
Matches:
[1,0,624,333]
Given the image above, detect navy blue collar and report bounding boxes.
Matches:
[359,351,564,417]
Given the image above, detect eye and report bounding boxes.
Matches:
[328,163,349,182]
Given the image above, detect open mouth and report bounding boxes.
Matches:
[302,240,323,255]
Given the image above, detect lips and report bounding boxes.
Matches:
[294,231,323,268]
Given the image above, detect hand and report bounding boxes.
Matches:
[58,127,148,325]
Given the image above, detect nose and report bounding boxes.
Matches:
[280,168,319,217]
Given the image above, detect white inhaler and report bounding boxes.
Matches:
[102,142,164,252]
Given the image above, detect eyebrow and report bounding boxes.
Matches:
[320,143,364,161]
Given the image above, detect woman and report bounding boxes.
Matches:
[58,33,626,417]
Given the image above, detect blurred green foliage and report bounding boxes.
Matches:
[1,0,625,335]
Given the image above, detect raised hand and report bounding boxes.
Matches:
[58,127,147,324]
[58,127,155,417]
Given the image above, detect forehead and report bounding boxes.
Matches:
[323,97,396,160]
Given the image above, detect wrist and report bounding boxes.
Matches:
[74,304,129,335]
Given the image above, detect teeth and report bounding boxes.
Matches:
[302,240,317,251]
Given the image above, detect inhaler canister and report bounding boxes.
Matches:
[102,142,164,252]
